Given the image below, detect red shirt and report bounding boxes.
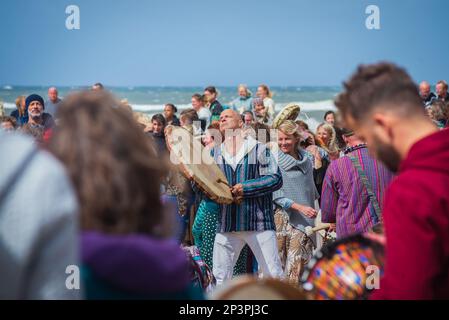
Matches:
[371,128,449,299]
[43,127,53,142]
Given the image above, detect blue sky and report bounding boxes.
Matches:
[1,0,448,86]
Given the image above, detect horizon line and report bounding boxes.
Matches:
[1,84,343,89]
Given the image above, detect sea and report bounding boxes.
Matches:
[0,85,340,131]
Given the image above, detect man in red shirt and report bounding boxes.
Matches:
[335,62,449,299]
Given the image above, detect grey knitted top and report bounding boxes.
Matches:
[273,148,319,231]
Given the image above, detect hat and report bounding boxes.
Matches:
[26,94,45,110]
[272,103,300,129]
[252,98,264,106]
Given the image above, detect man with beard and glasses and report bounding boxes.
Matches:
[320,129,394,239]
[21,94,55,143]
[335,62,449,299]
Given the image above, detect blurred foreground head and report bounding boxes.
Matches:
[91,82,104,91]
[49,90,169,237]
[335,62,435,172]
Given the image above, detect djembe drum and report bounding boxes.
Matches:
[301,233,385,300]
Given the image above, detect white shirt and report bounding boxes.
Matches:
[220,136,258,171]
[197,107,211,129]
[263,97,276,120]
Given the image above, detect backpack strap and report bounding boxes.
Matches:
[348,153,382,223]
[0,147,38,207]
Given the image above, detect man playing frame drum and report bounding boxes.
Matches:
[211,109,284,285]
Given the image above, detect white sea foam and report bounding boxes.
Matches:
[1,99,335,132]
[295,100,336,111]
[3,100,336,113]
[129,100,336,113]
[3,102,16,110]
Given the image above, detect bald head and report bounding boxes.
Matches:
[224,109,240,119]
[48,87,59,103]
[419,81,430,88]
[219,109,243,132]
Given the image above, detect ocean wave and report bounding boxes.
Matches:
[129,100,335,113]
[2,100,335,133]
[296,100,335,111]
[2,100,335,113]
[2,102,16,110]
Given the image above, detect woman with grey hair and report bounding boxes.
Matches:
[230,84,253,113]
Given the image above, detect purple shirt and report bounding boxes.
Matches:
[321,145,394,238]
[81,231,190,294]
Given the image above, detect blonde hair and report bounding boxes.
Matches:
[278,120,301,148]
[316,123,339,154]
[238,84,251,98]
[15,95,26,116]
[258,84,273,98]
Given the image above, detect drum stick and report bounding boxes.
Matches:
[305,223,331,236]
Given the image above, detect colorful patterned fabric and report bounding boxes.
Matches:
[274,208,314,286]
[165,169,192,216]
[182,245,216,291]
[302,234,385,300]
[320,145,394,238]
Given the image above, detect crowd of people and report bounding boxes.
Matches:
[1,65,449,300]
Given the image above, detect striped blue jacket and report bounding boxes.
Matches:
[211,138,283,232]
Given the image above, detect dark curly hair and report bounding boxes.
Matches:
[335,62,423,122]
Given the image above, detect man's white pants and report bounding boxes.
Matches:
[212,230,284,285]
